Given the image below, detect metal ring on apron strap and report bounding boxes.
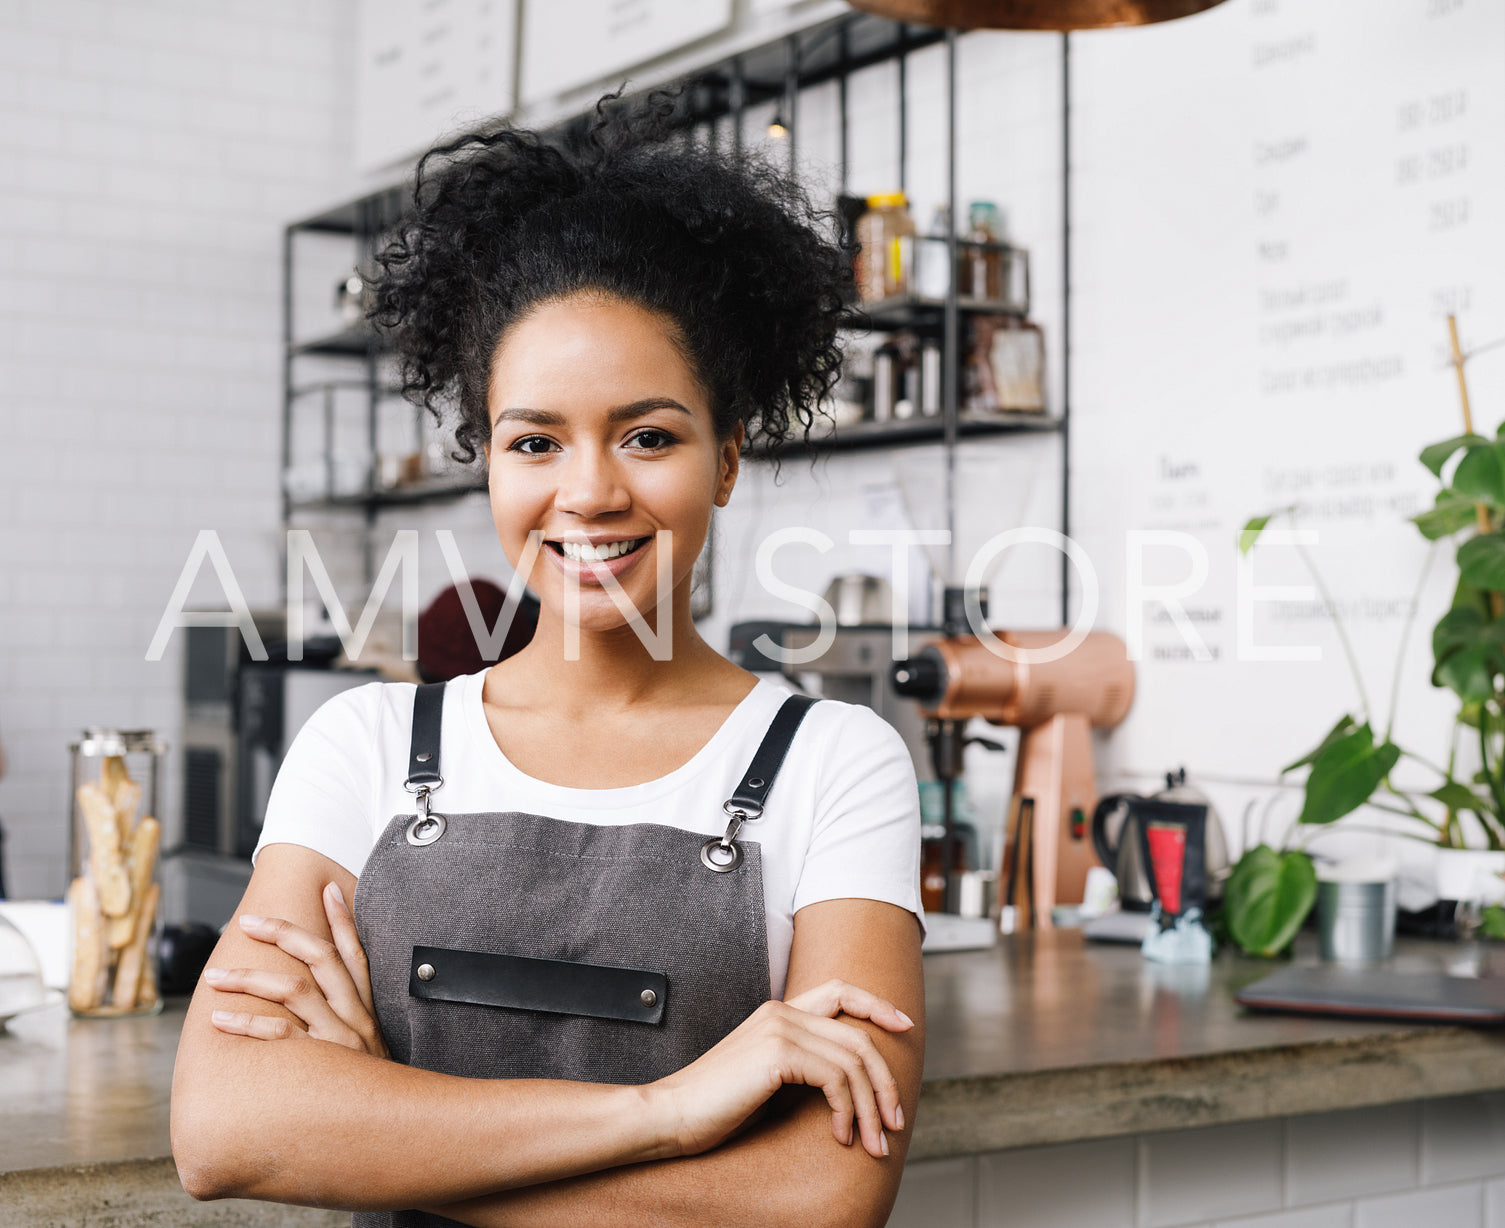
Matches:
[700,837,743,872]
[404,780,446,846]
[701,799,759,873]
[697,695,820,875]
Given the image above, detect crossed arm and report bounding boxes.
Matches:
[170,843,925,1227]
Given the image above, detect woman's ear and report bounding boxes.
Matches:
[715,424,743,507]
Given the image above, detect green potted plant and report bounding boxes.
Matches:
[1225,321,1505,956]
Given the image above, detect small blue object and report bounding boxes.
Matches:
[1141,904,1213,964]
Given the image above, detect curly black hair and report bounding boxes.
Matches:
[370,92,849,465]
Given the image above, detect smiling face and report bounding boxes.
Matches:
[482,293,740,641]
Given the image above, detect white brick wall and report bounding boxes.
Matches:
[0,0,356,897]
[890,1094,1505,1228]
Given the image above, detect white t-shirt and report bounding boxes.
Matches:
[255,669,923,998]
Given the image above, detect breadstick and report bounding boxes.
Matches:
[107,816,160,950]
[113,778,142,844]
[101,755,128,805]
[68,876,105,1013]
[77,782,131,918]
[112,881,159,1011]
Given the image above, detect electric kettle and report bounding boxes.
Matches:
[1091,769,1229,911]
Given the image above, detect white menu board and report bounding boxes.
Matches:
[1069,0,1505,782]
[355,0,519,173]
[520,0,733,104]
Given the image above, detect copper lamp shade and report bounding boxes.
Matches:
[846,0,1229,29]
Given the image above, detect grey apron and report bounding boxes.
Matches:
[351,682,818,1227]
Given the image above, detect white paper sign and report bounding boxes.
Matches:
[355,0,519,174]
[520,0,733,104]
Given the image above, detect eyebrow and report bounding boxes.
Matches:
[491,397,693,430]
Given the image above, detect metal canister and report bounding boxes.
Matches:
[1316,878,1396,963]
[872,346,897,422]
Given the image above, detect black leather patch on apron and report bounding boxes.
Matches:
[408,944,668,1025]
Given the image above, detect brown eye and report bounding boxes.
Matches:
[509,435,557,455]
[629,429,675,450]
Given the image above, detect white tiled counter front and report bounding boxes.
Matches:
[889,1097,1505,1228]
[888,933,1505,1228]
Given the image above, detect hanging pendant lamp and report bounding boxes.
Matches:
[846,0,1228,30]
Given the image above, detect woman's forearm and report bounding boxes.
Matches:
[425,1087,908,1228]
[172,848,681,1210]
[172,1012,673,1209]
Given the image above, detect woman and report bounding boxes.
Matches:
[171,97,925,1228]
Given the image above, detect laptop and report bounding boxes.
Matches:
[1235,963,1505,1025]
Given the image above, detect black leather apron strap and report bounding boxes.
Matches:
[703,693,819,873]
[406,681,445,790]
[725,693,819,819]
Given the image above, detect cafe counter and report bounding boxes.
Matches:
[5,931,1505,1227]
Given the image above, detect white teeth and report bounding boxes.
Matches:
[559,538,643,562]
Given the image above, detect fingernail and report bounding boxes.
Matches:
[327,883,346,907]
[896,1105,905,1131]
[880,1131,890,1156]
[203,967,226,983]
[238,914,264,928]
[896,1010,914,1027]
[211,1010,233,1024]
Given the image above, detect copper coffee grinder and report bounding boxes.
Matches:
[892,588,1135,929]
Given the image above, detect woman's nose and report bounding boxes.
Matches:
[553,448,630,517]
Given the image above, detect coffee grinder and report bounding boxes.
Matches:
[891,588,1135,928]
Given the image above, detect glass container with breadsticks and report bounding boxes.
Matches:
[66,729,166,1017]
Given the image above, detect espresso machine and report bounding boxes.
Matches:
[728,574,935,780]
[892,590,1135,929]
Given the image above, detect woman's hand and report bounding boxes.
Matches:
[646,978,913,1162]
[204,882,388,1059]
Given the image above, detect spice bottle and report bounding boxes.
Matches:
[963,201,1005,301]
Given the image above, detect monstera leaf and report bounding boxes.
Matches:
[1450,441,1505,508]
[1420,432,1487,479]
[1459,534,1505,591]
[1281,714,1357,775]
[1223,845,1318,958]
[1413,488,1481,540]
[1296,722,1400,826]
[1432,606,1505,704]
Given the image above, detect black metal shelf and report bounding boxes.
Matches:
[292,324,377,357]
[847,295,1029,333]
[747,412,1060,459]
[290,185,408,236]
[289,378,404,400]
[287,476,487,513]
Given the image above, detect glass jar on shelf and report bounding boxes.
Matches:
[66,729,166,1018]
[965,315,1047,415]
[911,205,952,302]
[855,193,916,303]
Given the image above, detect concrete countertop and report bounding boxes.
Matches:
[4,931,1504,1222]
[912,929,1505,1158]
